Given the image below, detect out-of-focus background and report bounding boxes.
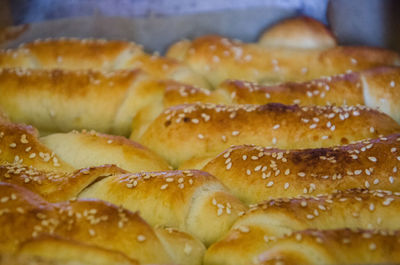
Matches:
[0,0,399,52]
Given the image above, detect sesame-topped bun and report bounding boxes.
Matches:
[0,117,170,173]
[40,130,170,172]
[12,236,140,265]
[166,35,400,87]
[0,38,209,88]
[0,163,126,202]
[0,114,73,172]
[136,103,400,168]
[0,182,205,265]
[205,189,400,265]
[0,68,215,137]
[78,169,247,246]
[205,228,400,265]
[258,16,337,49]
[218,66,400,123]
[203,133,400,204]
[233,189,400,237]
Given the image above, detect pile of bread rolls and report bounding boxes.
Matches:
[0,16,400,265]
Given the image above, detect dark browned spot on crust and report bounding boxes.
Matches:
[258,103,298,113]
[183,117,191,123]
[164,120,171,127]
[341,137,349,145]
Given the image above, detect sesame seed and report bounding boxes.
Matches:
[232,131,240,136]
[306,214,314,219]
[137,235,146,242]
[391,147,397,153]
[238,226,250,233]
[390,81,396,87]
[160,184,168,190]
[266,181,274,187]
[242,155,247,160]
[9,143,17,148]
[107,139,113,144]
[389,176,394,184]
[273,124,280,130]
[368,157,377,162]
[246,169,251,175]
[369,203,375,211]
[284,183,289,190]
[197,134,204,139]
[369,243,376,250]
[284,169,290,175]
[297,172,306,177]
[226,163,232,170]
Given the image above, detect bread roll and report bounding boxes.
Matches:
[0,182,205,265]
[218,66,400,123]
[167,35,400,87]
[0,38,210,88]
[0,69,217,136]
[205,189,400,265]
[78,169,248,245]
[258,16,337,49]
[136,103,400,168]
[14,236,139,265]
[203,133,400,204]
[0,163,126,202]
[205,228,400,265]
[40,130,170,172]
[0,113,170,173]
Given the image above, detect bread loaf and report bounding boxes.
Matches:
[0,182,205,265]
[205,189,400,265]
[203,133,400,204]
[137,103,400,168]
[0,38,210,88]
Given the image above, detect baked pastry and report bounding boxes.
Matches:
[0,113,170,173]
[0,38,210,88]
[202,133,400,203]
[205,228,400,265]
[218,66,400,123]
[0,182,205,265]
[137,103,400,168]
[205,189,400,265]
[167,36,400,87]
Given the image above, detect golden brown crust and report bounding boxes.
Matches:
[0,38,209,88]
[205,189,400,265]
[0,117,73,172]
[166,35,400,87]
[361,66,400,123]
[0,163,126,202]
[78,169,247,245]
[137,103,400,168]
[219,72,364,106]
[15,236,139,265]
[203,133,400,203]
[40,130,170,172]
[234,189,400,237]
[258,16,337,49]
[0,182,205,265]
[217,67,400,123]
[256,229,400,265]
[0,68,212,137]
